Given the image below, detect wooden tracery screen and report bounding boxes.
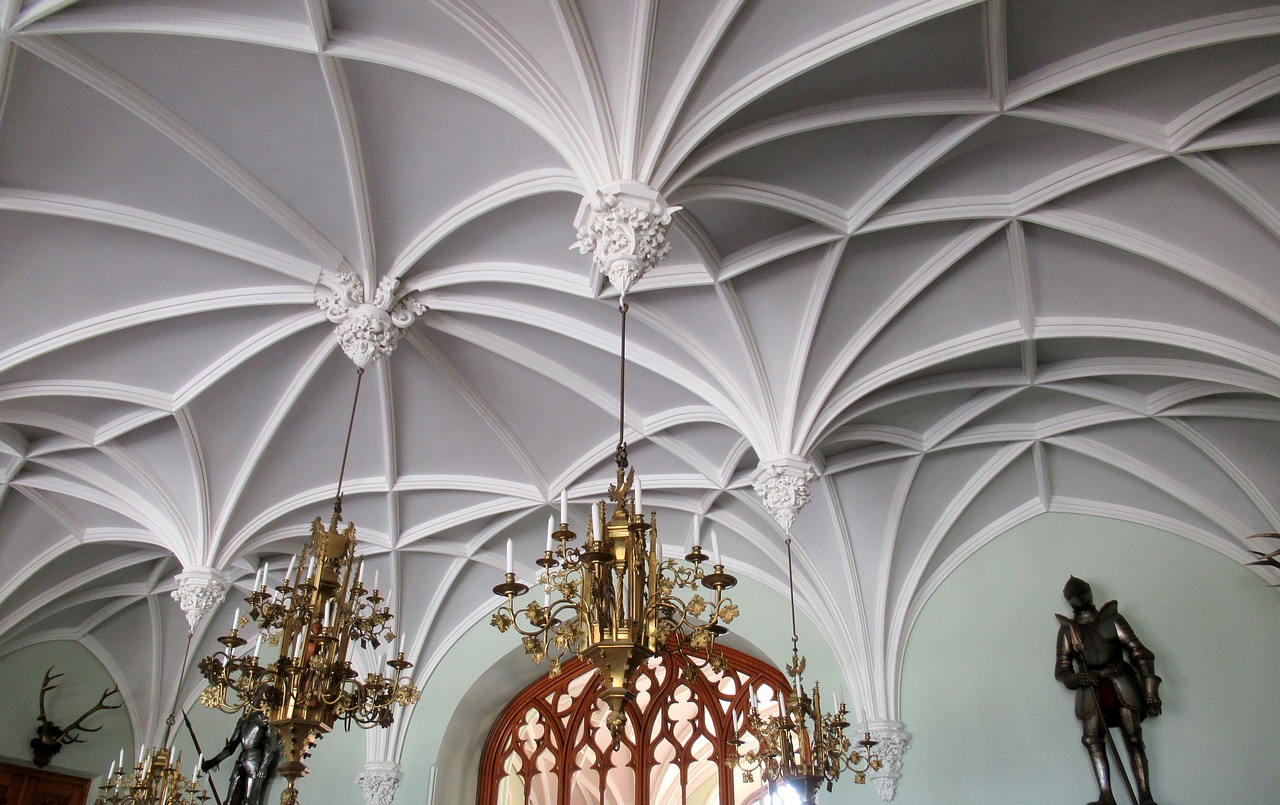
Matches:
[478,645,790,805]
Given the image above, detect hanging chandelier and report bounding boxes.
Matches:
[98,632,212,805]
[197,368,421,805]
[491,301,741,744]
[94,746,209,805]
[728,537,880,803]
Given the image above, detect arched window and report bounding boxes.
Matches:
[479,646,790,805]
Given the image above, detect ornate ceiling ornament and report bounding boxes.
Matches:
[866,723,910,802]
[171,568,229,630]
[572,181,680,300]
[751,456,819,532]
[356,762,402,805]
[317,272,427,368]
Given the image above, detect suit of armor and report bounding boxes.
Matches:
[203,708,279,805]
[1055,576,1161,805]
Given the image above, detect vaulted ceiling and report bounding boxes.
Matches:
[1,0,1279,745]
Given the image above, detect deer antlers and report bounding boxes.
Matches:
[31,666,123,767]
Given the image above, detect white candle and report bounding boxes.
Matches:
[591,502,600,540]
[253,633,262,656]
[230,607,240,632]
[634,477,642,514]
[543,588,550,608]
[139,744,147,764]
[305,555,316,580]
[285,555,297,583]
[692,513,702,550]
[260,560,269,587]
[373,569,380,592]
[710,529,722,565]
[198,753,204,774]
[355,558,364,587]
[107,760,116,779]
[546,516,554,552]
[748,684,758,710]
[506,538,514,574]
[118,748,124,770]
[560,489,568,524]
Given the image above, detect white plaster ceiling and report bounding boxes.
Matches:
[1,0,1279,747]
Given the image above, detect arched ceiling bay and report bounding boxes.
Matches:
[0,0,1278,739]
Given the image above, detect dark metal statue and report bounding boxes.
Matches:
[1055,576,1162,805]
[202,706,280,805]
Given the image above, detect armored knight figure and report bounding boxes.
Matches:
[1055,576,1162,805]
[202,704,280,805]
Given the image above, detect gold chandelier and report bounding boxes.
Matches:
[198,368,421,805]
[98,632,212,805]
[95,746,209,805]
[491,301,741,744]
[728,537,880,803]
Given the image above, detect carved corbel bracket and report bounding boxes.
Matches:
[866,721,910,801]
[317,273,427,368]
[572,181,680,301]
[171,567,229,630]
[357,761,403,805]
[750,455,819,532]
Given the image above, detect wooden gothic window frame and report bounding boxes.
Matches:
[477,644,790,804]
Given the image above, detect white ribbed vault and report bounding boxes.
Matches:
[1,0,1279,789]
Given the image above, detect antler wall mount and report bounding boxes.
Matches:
[32,666,123,768]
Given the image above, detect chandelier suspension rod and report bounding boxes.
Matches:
[159,629,198,748]
[615,302,628,469]
[786,536,799,658]
[332,367,366,518]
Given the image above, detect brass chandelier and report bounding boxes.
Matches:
[95,745,209,805]
[728,537,880,803]
[491,301,741,744]
[198,368,421,805]
[97,632,212,805]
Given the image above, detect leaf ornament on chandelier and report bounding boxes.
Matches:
[492,301,741,747]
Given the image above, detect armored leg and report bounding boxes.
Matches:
[1080,714,1116,805]
[1119,709,1157,805]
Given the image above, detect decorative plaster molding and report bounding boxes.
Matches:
[171,567,229,630]
[357,762,402,805]
[750,455,819,532]
[317,272,427,368]
[572,181,680,300]
[867,722,910,801]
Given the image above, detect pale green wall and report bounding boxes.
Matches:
[893,513,1280,805]
[0,640,134,785]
